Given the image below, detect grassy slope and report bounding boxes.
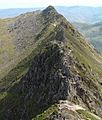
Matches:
[77,109,101,120]
[65,21,102,77]
[0,11,43,80]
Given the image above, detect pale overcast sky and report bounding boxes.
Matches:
[0,0,102,9]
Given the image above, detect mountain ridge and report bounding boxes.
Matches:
[1,6,102,23]
[0,6,102,120]
[1,6,102,54]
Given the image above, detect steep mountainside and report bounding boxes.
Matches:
[0,6,102,120]
[0,9,45,80]
[73,22,102,53]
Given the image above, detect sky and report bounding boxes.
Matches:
[0,0,102,9]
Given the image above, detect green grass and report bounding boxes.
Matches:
[77,110,100,120]
[32,104,58,120]
[0,19,15,64]
[0,92,7,101]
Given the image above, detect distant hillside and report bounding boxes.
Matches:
[56,6,102,23]
[0,8,42,18]
[73,21,102,53]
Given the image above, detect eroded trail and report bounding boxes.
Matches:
[58,100,101,120]
[59,100,85,111]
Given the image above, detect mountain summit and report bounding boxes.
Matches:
[42,5,57,14]
[0,6,102,120]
